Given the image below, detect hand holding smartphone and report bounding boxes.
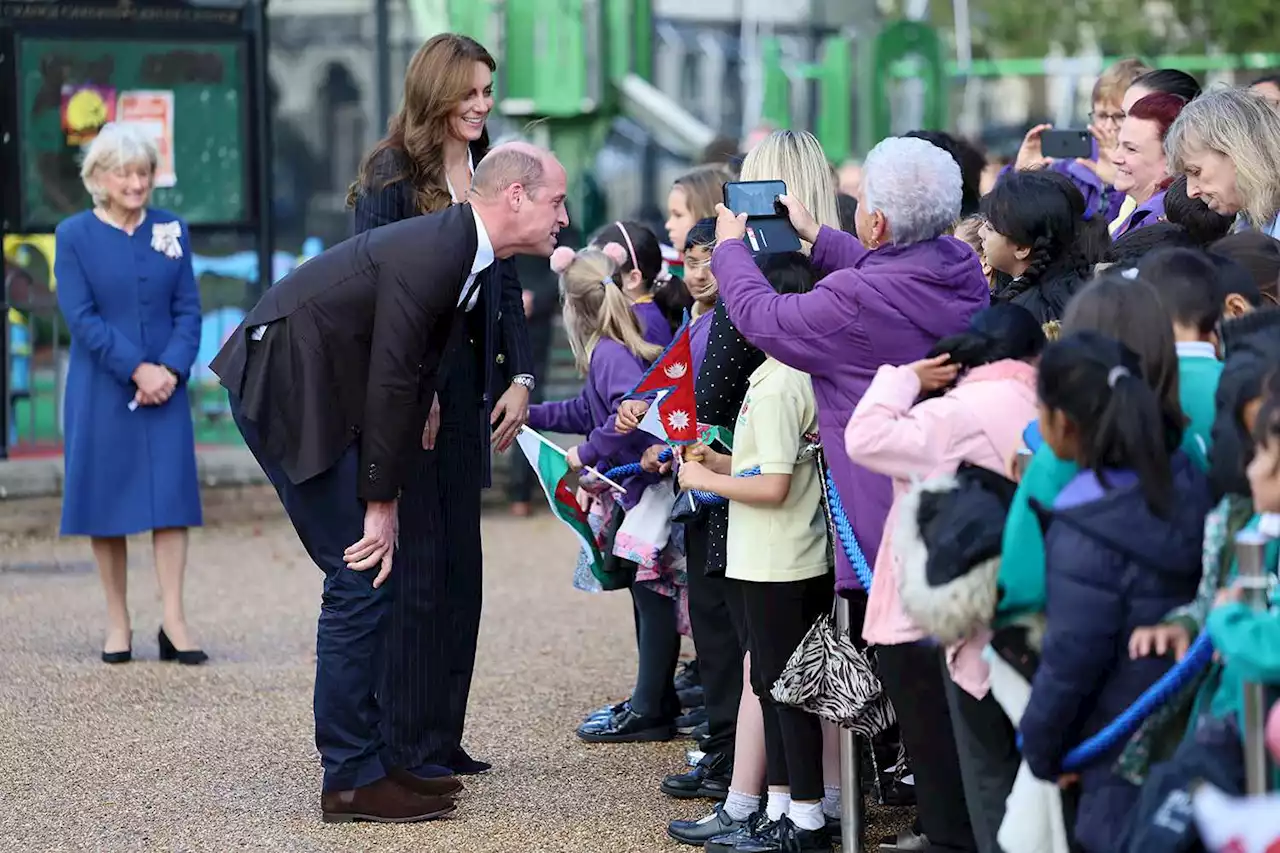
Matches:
[723,180,802,255]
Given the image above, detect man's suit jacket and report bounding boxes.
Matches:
[211,203,481,502]
[351,146,534,411]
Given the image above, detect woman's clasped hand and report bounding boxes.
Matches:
[132,362,177,407]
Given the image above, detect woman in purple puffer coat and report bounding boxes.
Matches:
[712,135,990,853]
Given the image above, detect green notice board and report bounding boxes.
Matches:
[17,37,248,228]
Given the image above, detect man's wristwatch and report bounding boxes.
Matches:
[512,374,536,391]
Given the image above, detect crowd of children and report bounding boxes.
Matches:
[523,66,1280,853]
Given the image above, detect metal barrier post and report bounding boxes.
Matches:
[836,595,863,851]
[1234,530,1273,796]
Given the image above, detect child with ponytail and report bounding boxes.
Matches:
[1019,331,1210,853]
[980,170,1107,324]
[528,243,687,744]
[591,220,692,347]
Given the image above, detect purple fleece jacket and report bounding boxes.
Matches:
[711,227,990,592]
[998,141,1126,222]
[527,338,662,509]
[1112,190,1168,238]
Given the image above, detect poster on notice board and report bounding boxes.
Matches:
[61,84,116,146]
[118,90,177,187]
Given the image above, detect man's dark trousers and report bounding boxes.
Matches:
[380,329,486,771]
[231,396,391,792]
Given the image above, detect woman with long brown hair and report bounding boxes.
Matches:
[348,33,536,786]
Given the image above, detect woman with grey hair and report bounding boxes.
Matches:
[712,135,989,853]
[55,122,206,665]
[1165,86,1280,237]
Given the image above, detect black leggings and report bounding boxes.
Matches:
[737,575,833,802]
[630,583,681,720]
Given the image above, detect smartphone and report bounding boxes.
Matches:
[725,180,787,218]
[1041,129,1093,161]
[722,180,801,255]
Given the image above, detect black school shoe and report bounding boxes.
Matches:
[674,658,701,692]
[705,811,770,853]
[734,816,832,852]
[577,704,674,743]
[667,802,753,846]
[660,750,732,800]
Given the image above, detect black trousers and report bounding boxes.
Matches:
[630,583,682,719]
[738,575,833,802]
[686,517,748,758]
[877,642,978,853]
[233,400,391,792]
[942,672,1021,853]
[379,339,486,770]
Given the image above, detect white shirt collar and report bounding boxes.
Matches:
[1176,340,1218,360]
[470,205,495,276]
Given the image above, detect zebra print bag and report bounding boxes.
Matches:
[770,605,896,736]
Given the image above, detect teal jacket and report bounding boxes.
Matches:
[1176,344,1224,472]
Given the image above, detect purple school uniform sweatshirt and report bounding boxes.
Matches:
[632,299,674,349]
[711,227,990,592]
[527,338,662,509]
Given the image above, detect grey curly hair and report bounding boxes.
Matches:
[862,136,963,246]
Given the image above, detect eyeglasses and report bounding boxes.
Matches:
[1089,110,1126,126]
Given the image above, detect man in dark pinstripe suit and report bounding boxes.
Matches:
[215,143,568,821]
[352,138,547,781]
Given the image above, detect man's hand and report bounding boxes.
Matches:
[422,393,441,450]
[1129,623,1192,661]
[344,498,398,588]
[566,445,584,471]
[491,383,530,452]
[907,354,961,393]
[617,399,649,433]
[776,194,821,244]
[522,289,535,318]
[715,203,749,244]
[132,363,176,406]
[641,444,671,474]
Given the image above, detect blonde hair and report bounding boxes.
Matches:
[1092,58,1152,106]
[560,248,663,373]
[740,130,840,253]
[1165,87,1280,229]
[673,164,733,221]
[79,123,158,207]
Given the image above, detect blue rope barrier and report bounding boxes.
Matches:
[825,469,875,590]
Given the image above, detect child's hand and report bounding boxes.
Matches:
[641,444,671,474]
[1214,586,1244,607]
[1057,773,1079,789]
[678,459,713,492]
[686,443,731,475]
[566,446,584,471]
[616,400,649,433]
[1129,623,1192,661]
[907,354,960,392]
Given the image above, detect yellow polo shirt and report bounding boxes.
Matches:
[725,359,829,583]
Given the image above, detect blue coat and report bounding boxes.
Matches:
[1020,453,1209,853]
[55,209,203,536]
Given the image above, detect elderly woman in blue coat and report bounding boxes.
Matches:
[56,122,206,665]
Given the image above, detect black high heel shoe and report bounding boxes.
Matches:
[158,628,208,665]
[101,647,132,664]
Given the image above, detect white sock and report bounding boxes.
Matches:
[822,785,840,818]
[790,800,825,831]
[724,789,758,821]
[765,791,791,822]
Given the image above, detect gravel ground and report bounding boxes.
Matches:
[0,512,911,852]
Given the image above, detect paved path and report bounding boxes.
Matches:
[0,514,908,852]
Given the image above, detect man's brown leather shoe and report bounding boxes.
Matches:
[321,777,457,823]
[387,767,465,798]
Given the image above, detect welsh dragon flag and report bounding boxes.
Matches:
[631,313,698,444]
[516,427,605,580]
